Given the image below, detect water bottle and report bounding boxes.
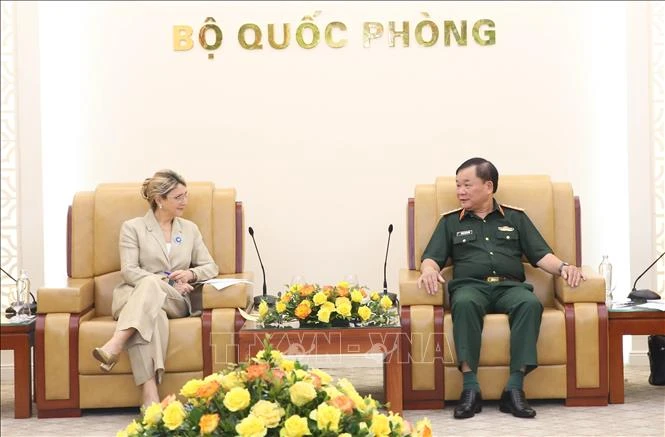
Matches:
[598,256,612,302]
[16,269,31,317]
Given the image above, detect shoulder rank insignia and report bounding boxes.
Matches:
[501,203,525,212]
[441,207,463,216]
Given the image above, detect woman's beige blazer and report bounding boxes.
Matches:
[111,209,219,317]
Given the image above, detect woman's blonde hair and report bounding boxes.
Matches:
[141,169,187,210]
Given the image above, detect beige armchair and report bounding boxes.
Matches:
[35,182,252,418]
[399,175,608,409]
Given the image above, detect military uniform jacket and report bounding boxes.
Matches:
[422,200,552,292]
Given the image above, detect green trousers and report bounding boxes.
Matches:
[449,279,543,374]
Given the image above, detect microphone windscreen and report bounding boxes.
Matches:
[248,227,254,236]
[388,224,393,233]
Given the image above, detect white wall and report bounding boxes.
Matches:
[23,1,652,298]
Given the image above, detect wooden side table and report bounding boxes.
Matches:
[0,316,36,418]
[608,307,665,404]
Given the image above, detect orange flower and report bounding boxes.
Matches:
[294,302,312,319]
[309,373,321,389]
[329,395,355,414]
[160,394,176,408]
[322,286,333,296]
[195,380,220,399]
[199,413,220,434]
[336,285,349,297]
[281,292,292,303]
[271,368,286,382]
[300,284,315,297]
[246,363,270,381]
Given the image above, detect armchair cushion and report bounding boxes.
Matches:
[37,279,94,314]
[555,266,605,303]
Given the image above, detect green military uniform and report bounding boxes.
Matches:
[422,200,552,374]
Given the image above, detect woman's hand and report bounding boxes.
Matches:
[173,281,194,295]
[168,269,195,284]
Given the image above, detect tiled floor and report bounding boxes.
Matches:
[1,365,663,436]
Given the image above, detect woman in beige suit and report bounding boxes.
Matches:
[92,169,219,407]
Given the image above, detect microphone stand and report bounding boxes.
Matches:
[628,251,664,302]
[248,227,277,308]
[1,267,17,283]
[382,224,399,305]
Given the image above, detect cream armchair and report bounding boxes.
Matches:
[36,182,252,418]
[399,175,608,409]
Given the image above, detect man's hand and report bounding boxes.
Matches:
[561,264,585,288]
[417,265,445,296]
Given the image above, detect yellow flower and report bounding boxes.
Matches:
[199,413,220,435]
[271,350,283,363]
[279,359,295,373]
[223,387,251,411]
[317,308,332,323]
[338,434,352,437]
[162,400,186,430]
[415,417,432,437]
[289,284,302,293]
[289,381,317,406]
[235,414,267,437]
[337,378,359,397]
[221,371,245,391]
[321,301,335,312]
[323,385,343,399]
[251,400,285,428]
[389,413,405,434]
[358,306,372,321]
[335,297,352,317]
[371,291,380,301]
[258,300,269,318]
[203,372,224,385]
[279,415,311,437]
[294,369,309,380]
[310,369,332,386]
[281,292,293,303]
[313,291,328,306]
[336,281,350,289]
[310,403,341,432]
[380,295,393,309]
[124,419,142,436]
[142,402,162,427]
[370,413,391,437]
[180,378,205,398]
[350,289,363,303]
[276,301,287,313]
[116,431,128,437]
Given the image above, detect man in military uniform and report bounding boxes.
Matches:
[418,157,584,419]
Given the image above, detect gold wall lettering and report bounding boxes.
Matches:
[173,13,496,60]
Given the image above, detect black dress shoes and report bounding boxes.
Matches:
[454,389,483,419]
[499,389,537,418]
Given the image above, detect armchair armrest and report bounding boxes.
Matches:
[202,272,254,309]
[37,278,95,314]
[555,266,605,303]
[399,269,444,306]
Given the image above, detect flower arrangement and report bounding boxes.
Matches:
[257,282,399,328]
[117,337,432,437]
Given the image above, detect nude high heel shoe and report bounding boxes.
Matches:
[92,347,119,372]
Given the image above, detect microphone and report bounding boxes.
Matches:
[628,252,664,302]
[248,227,276,308]
[382,224,398,304]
